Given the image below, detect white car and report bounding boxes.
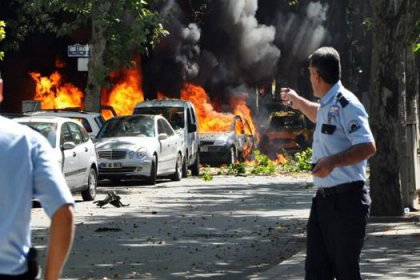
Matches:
[133,99,200,177]
[14,116,98,201]
[95,114,183,185]
[25,110,105,139]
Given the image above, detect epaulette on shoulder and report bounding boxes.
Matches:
[336,92,349,108]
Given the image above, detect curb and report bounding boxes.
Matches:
[369,214,420,223]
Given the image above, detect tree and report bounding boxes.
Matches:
[2,0,167,112]
[369,0,420,215]
[0,20,5,61]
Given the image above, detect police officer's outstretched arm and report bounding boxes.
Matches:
[45,204,74,280]
[280,88,319,123]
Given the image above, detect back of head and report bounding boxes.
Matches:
[308,47,341,85]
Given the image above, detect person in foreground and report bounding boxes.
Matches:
[0,76,75,280]
[280,46,376,279]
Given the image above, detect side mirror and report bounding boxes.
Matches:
[158,133,168,141]
[188,123,197,132]
[62,141,76,150]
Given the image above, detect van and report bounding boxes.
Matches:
[133,99,200,176]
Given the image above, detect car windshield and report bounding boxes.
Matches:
[97,116,155,138]
[21,122,57,148]
[134,107,184,130]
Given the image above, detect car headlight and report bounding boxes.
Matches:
[128,147,147,159]
[214,138,227,145]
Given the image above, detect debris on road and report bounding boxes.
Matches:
[94,191,129,208]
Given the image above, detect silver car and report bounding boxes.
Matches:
[14,116,98,201]
[199,115,257,165]
[95,114,183,185]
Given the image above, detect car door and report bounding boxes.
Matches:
[234,117,245,153]
[60,123,78,189]
[67,122,91,189]
[157,119,171,172]
[161,118,179,170]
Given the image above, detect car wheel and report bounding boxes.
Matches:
[191,152,200,176]
[146,155,157,185]
[172,153,182,181]
[81,168,97,201]
[228,146,236,165]
[182,154,188,178]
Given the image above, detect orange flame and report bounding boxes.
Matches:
[29,71,83,109]
[230,96,257,137]
[180,83,234,133]
[102,61,144,116]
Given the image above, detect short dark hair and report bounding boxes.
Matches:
[308,47,341,84]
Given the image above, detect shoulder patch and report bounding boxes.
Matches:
[337,92,349,108]
[348,119,361,133]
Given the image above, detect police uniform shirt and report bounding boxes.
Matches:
[0,116,74,275]
[312,81,375,188]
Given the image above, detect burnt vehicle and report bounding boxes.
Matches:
[199,115,257,165]
[259,110,313,157]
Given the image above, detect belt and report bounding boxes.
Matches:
[316,181,365,198]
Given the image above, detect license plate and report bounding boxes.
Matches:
[201,146,208,152]
[103,162,122,168]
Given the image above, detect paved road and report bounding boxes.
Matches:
[31,175,313,279]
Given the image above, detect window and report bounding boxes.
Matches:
[61,124,73,145]
[161,119,175,136]
[157,119,167,135]
[67,122,83,145]
[235,118,244,135]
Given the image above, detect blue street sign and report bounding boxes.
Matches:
[68,44,90,57]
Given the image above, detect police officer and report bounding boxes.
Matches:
[280,46,376,279]
[0,75,75,279]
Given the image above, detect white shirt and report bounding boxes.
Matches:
[0,116,74,275]
[312,81,375,188]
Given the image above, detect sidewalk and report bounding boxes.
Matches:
[251,215,420,280]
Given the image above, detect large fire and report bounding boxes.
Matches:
[30,63,144,118]
[180,83,258,138]
[180,83,235,133]
[29,60,257,141]
[101,62,144,116]
[30,71,83,110]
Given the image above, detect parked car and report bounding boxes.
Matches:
[14,115,98,201]
[95,114,184,185]
[259,110,313,157]
[24,108,105,139]
[133,99,200,176]
[199,115,257,166]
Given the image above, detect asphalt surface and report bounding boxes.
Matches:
[30,175,420,279]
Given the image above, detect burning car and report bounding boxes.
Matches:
[259,110,313,157]
[95,114,183,185]
[199,115,257,165]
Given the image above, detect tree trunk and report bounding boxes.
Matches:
[84,1,110,112]
[369,0,419,216]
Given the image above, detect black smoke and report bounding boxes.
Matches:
[143,0,330,105]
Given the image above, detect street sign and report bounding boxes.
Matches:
[77,58,89,72]
[68,44,90,57]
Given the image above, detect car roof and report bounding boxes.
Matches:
[110,114,157,120]
[26,110,102,117]
[135,99,191,108]
[14,115,82,125]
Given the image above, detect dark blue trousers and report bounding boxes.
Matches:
[305,184,370,280]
